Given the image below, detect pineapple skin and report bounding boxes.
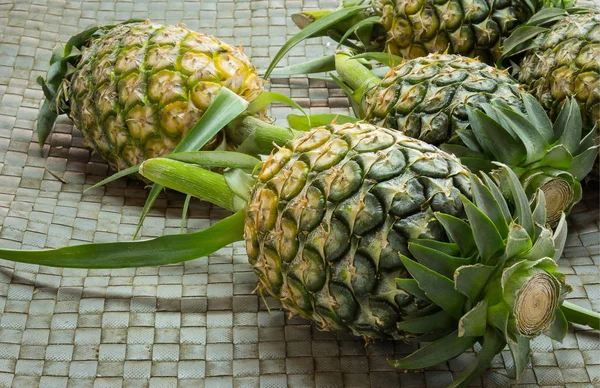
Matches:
[245,122,472,339]
[376,0,534,64]
[518,12,600,128]
[364,54,525,146]
[67,21,264,171]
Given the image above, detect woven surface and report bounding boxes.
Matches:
[0,0,599,387]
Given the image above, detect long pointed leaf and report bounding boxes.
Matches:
[264,6,368,78]
[267,55,336,76]
[568,145,599,181]
[37,99,58,147]
[351,52,404,67]
[389,331,477,370]
[400,256,465,320]
[481,173,512,225]
[458,299,488,337]
[545,308,568,341]
[552,213,568,262]
[247,91,306,116]
[412,239,461,256]
[166,151,260,171]
[397,310,456,334]
[459,194,505,264]
[561,301,600,330]
[0,210,246,268]
[396,278,432,303]
[556,97,582,154]
[469,175,509,238]
[501,26,548,59]
[521,92,554,143]
[408,242,472,279]
[85,165,140,192]
[448,328,506,388]
[506,335,531,380]
[336,16,380,48]
[499,164,534,238]
[435,213,476,256]
[494,107,549,164]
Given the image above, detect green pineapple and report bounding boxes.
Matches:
[38,20,264,172]
[3,122,598,386]
[328,52,597,225]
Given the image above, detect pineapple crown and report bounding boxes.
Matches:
[36,19,145,147]
[442,92,599,225]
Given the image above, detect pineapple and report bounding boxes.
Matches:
[511,11,600,128]
[4,122,598,385]
[332,52,597,225]
[37,20,264,172]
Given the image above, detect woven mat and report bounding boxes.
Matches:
[0,1,599,387]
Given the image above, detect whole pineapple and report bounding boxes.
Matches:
[518,11,600,127]
[4,122,597,385]
[38,20,264,171]
[362,54,525,145]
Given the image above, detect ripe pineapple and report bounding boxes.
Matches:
[5,122,595,385]
[332,52,597,225]
[38,20,264,172]
[514,11,600,128]
[283,0,570,69]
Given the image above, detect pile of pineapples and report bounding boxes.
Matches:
[2,2,600,386]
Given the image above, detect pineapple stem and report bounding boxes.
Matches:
[511,271,559,336]
[561,301,600,330]
[235,116,300,155]
[139,158,245,212]
[334,51,381,102]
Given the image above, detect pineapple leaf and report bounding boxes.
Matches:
[522,228,556,261]
[287,113,358,131]
[395,278,432,303]
[469,175,509,238]
[480,173,512,226]
[500,26,548,61]
[434,213,476,257]
[545,308,568,341]
[0,210,246,268]
[535,144,572,170]
[329,72,364,117]
[37,99,58,148]
[568,145,599,181]
[506,334,531,380]
[552,214,568,262]
[505,224,533,259]
[532,191,546,231]
[267,55,336,76]
[410,239,460,256]
[448,328,506,388]
[454,264,495,302]
[336,16,380,49]
[554,97,582,154]
[458,299,488,337]
[521,93,554,143]
[525,8,568,26]
[180,195,192,233]
[459,194,505,265]
[247,91,306,116]
[455,157,497,175]
[578,126,597,152]
[408,242,472,279]
[494,106,550,164]
[467,108,527,166]
[396,310,456,334]
[389,330,477,370]
[440,144,489,160]
[560,301,600,330]
[500,165,535,238]
[264,5,369,78]
[223,169,255,203]
[400,256,465,320]
[85,165,140,192]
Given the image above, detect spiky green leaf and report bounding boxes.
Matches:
[166,151,260,171]
[501,26,548,60]
[521,92,554,143]
[501,165,535,238]
[351,52,404,66]
[506,335,531,380]
[411,239,460,256]
[400,256,465,320]
[389,331,477,370]
[536,144,573,169]
[395,278,432,303]
[435,213,476,257]
[552,214,568,262]
[505,224,533,259]
[397,310,456,334]
[568,145,599,181]
[85,165,140,192]
[522,228,556,261]
[494,106,550,164]
[264,6,368,78]
[545,308,568,342]
[408,242,472,279]
[0,210,246,268]
[180,195,192,233]
[459,195,505,264]
[37,99,58,148]
[458,299,488,337]
[532,191,547,228]
[554,97,582,154]
[247,91,306,116]
[336,16,380,48]
[454,264,495,302]
[561,301,600,330]
[448,328,506,388]
[467,108,527,166]
[223,169,255,203]
[481,173,512,225]
[469,175,509,238]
